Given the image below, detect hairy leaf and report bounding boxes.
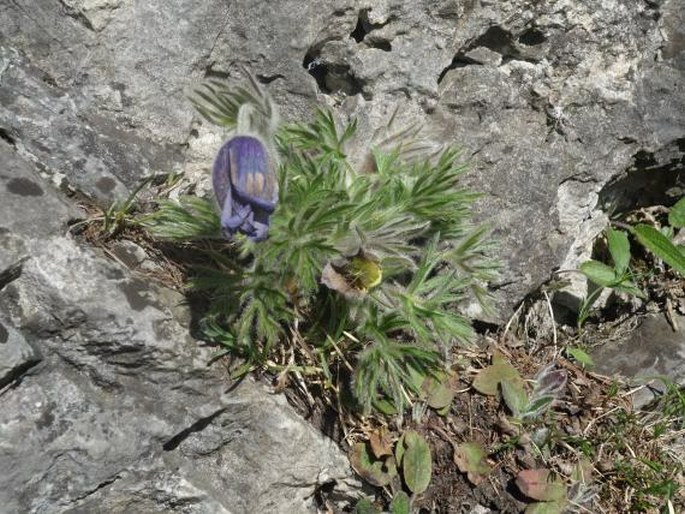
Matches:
[423,371,456,412]
[501,376,528,417]
[524,500,567,514]
[473,361,521,396]
[350,442,397,487]
[454,442,491,485]
[354,498,381,514]
[389,491,411,514]
[516,469,567,502]
[567,347,594,368]
[402,431,432,494]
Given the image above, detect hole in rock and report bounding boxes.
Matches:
[367,38,392,52]
[518,28,546,46]
[302,52,363,97]
[474,26,513,53]
[598,141,685,213]
[350,8,391,50]
[256,73,284,84]
[351,9,371,42]
[303,52,329,91]
[0,127,16,147]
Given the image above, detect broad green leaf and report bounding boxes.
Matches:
[501,377,528,417]
[669,197,685,228]
[423,372,456,411]
[567,347,594,368]
[454,442,492,485]
[389,491,411,514]
[632,224,685,276]
[373,398,399,416]
[350,442,397,486]
[613,280,645,299]
[402,431,432,494]
[516,469,567,502]
[524,500,567,514]
[407,365,427,393]
[579,260,618,287]
[436,404,451,416]
[607,228,631,275]
[473,362,521,396]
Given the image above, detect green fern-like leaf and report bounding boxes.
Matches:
[141,196,221,240]
[146,85,498,415]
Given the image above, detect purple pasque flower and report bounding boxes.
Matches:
[213,135,278,242]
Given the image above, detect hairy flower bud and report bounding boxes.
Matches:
[213,135,278,242]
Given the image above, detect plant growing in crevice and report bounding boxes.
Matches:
[577,196,685,327]
[142,69,498,415]
[577,227,644,327]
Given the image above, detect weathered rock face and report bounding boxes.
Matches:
[591,313,685,409]
[2,0,682,314]
[1,0,684,511]
[0,142,357,513]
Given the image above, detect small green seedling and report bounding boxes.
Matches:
[566,347,594,368]
[578,197,685,326]
[473,356,566,421]
[71,176,157,240]
[578,227,644,326]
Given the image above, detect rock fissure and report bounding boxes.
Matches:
[162,407,228,451]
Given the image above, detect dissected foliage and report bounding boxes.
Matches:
[143,77,498,414]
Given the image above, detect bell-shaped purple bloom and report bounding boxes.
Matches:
[213,135,278,242]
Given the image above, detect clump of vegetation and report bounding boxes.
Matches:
[577,196,685,327]
[142,71,498,414]
[82,71,684,513]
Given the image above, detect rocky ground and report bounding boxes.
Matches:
[1,1,684,513]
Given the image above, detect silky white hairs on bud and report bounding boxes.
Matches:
[187,65,281,174]
[187,65,280,142]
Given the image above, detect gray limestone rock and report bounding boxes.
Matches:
[0,235,356,513]
[2,0,683,317]
[0,315,41,388]
[1,0,684,510]
[0,73,355,514]
[592,313,685,409]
